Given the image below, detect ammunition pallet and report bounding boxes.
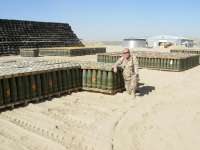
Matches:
[0,19,84,56]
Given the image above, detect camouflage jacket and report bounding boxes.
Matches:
[114,56,139,81]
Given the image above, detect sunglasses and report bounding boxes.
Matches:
[123,52,129,54]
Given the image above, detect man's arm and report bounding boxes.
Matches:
[113,57,124,73]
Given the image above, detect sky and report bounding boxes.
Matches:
[0,0,200,41]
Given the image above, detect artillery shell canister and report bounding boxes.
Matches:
[41,73,48,96]
[57,70,62,92]
[102,71,107,90]
[52,71,58,93]
[107,71,113,91]
[30,74,36,98]
[0,80,4,105]
[24,76,30,99]
[92,70,97,88]
[9,77,18,103]
[35,73,42,97]
[97,70,102,89]
[82,69,87,87]
[87,69,92,88]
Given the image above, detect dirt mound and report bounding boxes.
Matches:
[80,40,105,47]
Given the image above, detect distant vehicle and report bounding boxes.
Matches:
[164,42,172,48]
[147,46,153,48]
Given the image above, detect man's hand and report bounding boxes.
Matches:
[113,66,117,73]
[131,74,137,79]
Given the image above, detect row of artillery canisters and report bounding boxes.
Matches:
[97,51,199,71]
[0,58,124,108]
[20,47,107,57]
[170,49,200,63]
[0,19,84,56]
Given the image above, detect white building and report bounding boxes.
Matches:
[148,35,193,47]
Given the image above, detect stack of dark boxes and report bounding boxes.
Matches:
[0,19,84,56]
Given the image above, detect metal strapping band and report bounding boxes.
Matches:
[72,67,74,90]
[47,70,49,96]
[3,76,7,107]
[12,74,16,105]
[30,72,32,101]
[23,73,25,103]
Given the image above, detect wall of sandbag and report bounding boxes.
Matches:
[39,47,106,56]
[170,49,200,63]
[97,51,199,71]
[0,58,123,109]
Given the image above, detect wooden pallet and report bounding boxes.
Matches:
[43,87,79,99]
[160,69,181,72]
[80,87,125,95]
[0,103,14,110]
[140,67,181,72]
[0,97,40,110]
[0,87,80,110]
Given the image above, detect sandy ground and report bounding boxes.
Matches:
[80,40,105,47]
[0,46,200,150]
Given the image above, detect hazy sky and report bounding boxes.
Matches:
[1,0,200,41]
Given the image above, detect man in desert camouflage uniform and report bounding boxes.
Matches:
[113,48,139,100]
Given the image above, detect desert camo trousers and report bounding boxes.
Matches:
[125,77,137,95]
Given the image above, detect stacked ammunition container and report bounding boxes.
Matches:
[39,47,106,56]
[20,48,39,57]
[79,62,125,94]
[0,58,81,109]
[97,51,199,71]
[0,58,124,110]
[170,49,200,64]
[0,19,84,56]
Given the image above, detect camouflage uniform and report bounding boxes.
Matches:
[114,55,139,95]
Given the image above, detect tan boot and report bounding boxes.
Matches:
[130,90,136,100]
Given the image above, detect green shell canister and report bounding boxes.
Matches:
[52,71,58,93]
[16,77,24,101]
[30,74,36,98]
[0,80,4,105]
[57,70,62,92]
[102,71,107,90]
[35,73,42,97]
[87,69,92,88]
[107,71,113,91]
[92,69,97,88]
[9,77,18,103]
[24,76,30,99]
[41,73,48,96]
[82,69,87,87]
[97,70,102,89]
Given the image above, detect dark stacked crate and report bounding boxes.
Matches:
[0,19,84,56]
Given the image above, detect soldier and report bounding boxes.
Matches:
[113,48,139,100]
